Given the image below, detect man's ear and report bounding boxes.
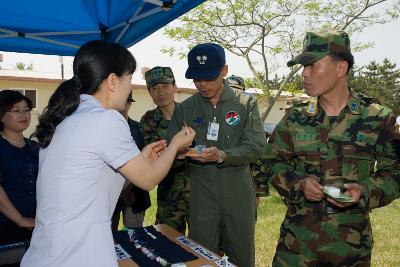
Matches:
[106,73,118,92]
[337,61,348,78]
[221,65,228,77]
[172,83,178,93]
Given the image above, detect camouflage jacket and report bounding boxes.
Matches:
[140,107,169,144]
[251,142,271,197]
[269,90,400,210]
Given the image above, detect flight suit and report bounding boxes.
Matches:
[168,82,265,267]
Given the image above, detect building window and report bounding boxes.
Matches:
[10,88,37,109]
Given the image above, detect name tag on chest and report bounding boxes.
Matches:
[207,121,219,141]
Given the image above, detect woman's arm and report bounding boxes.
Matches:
[119,127,195,191]
[0,186,35,228]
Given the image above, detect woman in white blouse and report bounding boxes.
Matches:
[21,40,195,267]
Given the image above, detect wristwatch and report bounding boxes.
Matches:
[216,149,225,163]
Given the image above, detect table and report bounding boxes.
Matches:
[117,224,221,267]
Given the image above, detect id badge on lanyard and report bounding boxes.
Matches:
[207,117,219,141]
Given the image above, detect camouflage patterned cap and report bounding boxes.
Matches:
[145,66,175,88]
[227,75,245,90]
[287,30,351,67]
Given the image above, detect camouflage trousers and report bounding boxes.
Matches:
[155,172,190,234]
[273,203,372,267]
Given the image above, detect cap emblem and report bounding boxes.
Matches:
[196,55,207,65]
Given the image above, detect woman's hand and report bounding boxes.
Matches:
[141,140,167,161]
[170,127,196,151]
[17,217,35,229]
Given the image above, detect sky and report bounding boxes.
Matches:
[1,19,399,89]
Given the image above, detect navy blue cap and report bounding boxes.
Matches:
[185,43,226,80]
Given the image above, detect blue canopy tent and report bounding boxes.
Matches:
[0,0,205,56]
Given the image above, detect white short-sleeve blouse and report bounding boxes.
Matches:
[21,94,140,267]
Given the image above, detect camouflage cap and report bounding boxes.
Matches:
[227,75,245,91]
[287,30,351,67]
[145,66,175,88]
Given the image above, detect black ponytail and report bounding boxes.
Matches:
[34,79,81,147]
[34,40,136,148]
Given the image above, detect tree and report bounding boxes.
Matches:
[245,73,304,102]
[15,62,26,70]
[350,59,400,114]
[15,62,33,70]
[163,0,400,121]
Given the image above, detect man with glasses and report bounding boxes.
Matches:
[167,43,265,267]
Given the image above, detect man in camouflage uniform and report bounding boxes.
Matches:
[269,30,400,266]
[226,75,270,207]
[168,43,265,267]
[140,66,189,234]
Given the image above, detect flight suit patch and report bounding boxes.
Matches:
[225,111,240,126]
[192,117,206,126]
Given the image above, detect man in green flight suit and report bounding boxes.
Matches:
[269,30,400,267]
[167,43,265,267]
[140,66,189,234]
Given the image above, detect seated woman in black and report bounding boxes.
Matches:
[0,90,39,245]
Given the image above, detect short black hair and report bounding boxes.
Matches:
[329,51,354,74]
[0,90,33,131]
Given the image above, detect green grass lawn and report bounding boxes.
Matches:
[143,189,400,267]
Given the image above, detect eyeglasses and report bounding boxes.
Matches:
[7,109,31,115]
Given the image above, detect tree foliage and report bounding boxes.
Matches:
[350,58,400,114]
[245,73,304,102]
[163,0,400,120]
[15,62,33,70]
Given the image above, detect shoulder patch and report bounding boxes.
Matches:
[360,95,383,106]
[354,90,385,106]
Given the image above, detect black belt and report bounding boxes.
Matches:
[324,204,365,215]
[289,200,367,215]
